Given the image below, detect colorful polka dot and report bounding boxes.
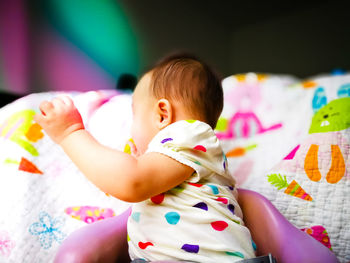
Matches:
[186,120,196,124]
[188,182,203,187]
[161,138,173,144]
[211,221,228,231]
[150,193,165,204]
[223,152,228,162]
[193,202,208,211]
[232,219,241,225]
[171,185,185,193]
[223,153,228,170]
[131,212,141,222]
[225,251,244,258]
[193,160,201,165]
[193,145,207,152]
[216,197,228,204]
[252,240,257,251]
[165,211,180,225]
[181,244,199,253]
[207,184,219,194]
[138,241,154,249]
[228,204,235,215]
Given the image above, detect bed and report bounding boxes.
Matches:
[0,72,349,262]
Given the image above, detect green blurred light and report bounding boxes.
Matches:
[46,0,140,77]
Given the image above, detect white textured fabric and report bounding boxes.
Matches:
[252,74,350,263]
[217,73,350,262]
[0,91,131,263]
[128,120,255,263]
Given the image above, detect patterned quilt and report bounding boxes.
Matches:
[0,91,132,262]
[217,72,350,262]
[0,72,349,262]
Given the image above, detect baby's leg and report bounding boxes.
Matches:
[54,207,131,263]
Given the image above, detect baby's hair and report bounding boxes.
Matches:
[149,53,223,129]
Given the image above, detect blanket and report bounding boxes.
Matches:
[0,72,349,262]
[218,72,350,263]
[0,91,132,262]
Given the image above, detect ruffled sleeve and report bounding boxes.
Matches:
[146,120,231,183]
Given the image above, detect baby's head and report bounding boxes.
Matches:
[149,53,223,129]
[131,54,223,154]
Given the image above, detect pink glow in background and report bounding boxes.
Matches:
[40,30,116,92]
[0,0,139,95]
[0,0,29,94]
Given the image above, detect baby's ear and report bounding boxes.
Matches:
[156,99,172,129]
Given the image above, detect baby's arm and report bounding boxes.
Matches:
[34,97,194,202]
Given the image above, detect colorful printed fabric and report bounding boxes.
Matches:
[256,73,350,263]
[128,120,255,262]
[65,206,115,224]
[0,91,132,262]
[301,225,333,250]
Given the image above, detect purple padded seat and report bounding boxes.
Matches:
[54,189,339,263]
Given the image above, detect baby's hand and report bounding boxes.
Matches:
[34,96,85,144]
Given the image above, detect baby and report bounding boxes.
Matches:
[35,54,256,262]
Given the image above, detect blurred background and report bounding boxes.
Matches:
[0,0,349,99]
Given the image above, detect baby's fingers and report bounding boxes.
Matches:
[59,95,74,106]
[39,100,53,116]
[51,97,67,110]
